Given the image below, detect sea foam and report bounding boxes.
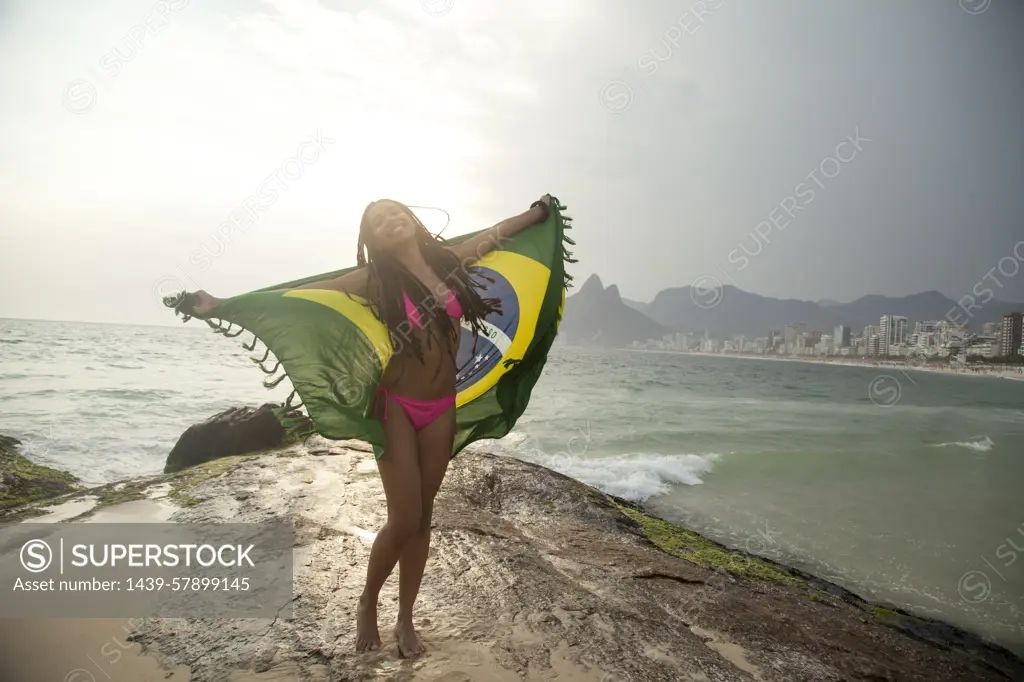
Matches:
[502,444,720,501]
[929,436,994,453]
[564,453,720,501]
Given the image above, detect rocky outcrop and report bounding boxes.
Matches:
[163,403,308,473]
[0,434,80,511]
[4,431,1022,680]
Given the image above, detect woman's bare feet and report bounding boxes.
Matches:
[394,618,426,658]
[356,594,381,652]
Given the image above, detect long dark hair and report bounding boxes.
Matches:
[356,200,500,364]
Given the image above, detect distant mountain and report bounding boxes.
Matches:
[561,275,672,347]
[622,298,651,315]
[647,286,829,338]
[644,286,1022,337]
[816,299,843,307]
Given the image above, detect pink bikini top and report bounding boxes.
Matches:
[402,290,463,330]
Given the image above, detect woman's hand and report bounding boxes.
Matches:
[191,290,221,316]
[165,289,222,321]
[530,194,552,224]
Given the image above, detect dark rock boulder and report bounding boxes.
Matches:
[0,434,80,510]
[163,404,307,474]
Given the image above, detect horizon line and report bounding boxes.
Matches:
[0,315,196,329]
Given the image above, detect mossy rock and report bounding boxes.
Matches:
[610,496,804,588]
[167,454,257,506]
[93,482,150,509]
[864,604,926,624]
[0,434,82,511]
[62,479,156,521]
[0,446,265,521]
[869,605,906,621]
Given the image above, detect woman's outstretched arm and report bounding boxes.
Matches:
[186,267,369,317]
[290,267,369,295]
[448,195,551,267]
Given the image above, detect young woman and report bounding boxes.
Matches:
[185,194,552,657]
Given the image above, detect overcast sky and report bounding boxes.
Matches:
[1,0,1022,326]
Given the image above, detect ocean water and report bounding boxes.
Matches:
[2,318,1023,656]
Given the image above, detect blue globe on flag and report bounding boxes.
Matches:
[455,267,520,392]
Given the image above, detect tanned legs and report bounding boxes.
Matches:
[357,399,455,657]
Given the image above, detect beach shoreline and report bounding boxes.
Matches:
[617,347,1024,381]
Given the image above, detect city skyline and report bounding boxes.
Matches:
[636,310,1023,360]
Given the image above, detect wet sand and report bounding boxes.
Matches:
[2,493,190,681]
[0,616,617,682]
[0,618,191,682]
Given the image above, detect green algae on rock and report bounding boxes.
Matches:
[0,434,81,511]
[167,454,259,506]
[609,496,804,588]
[0,447,265,521]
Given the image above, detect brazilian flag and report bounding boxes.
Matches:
[168,198,575,458]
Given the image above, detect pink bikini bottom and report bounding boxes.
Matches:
[375,388,455,430]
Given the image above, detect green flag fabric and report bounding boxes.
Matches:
[166,198,575,458]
